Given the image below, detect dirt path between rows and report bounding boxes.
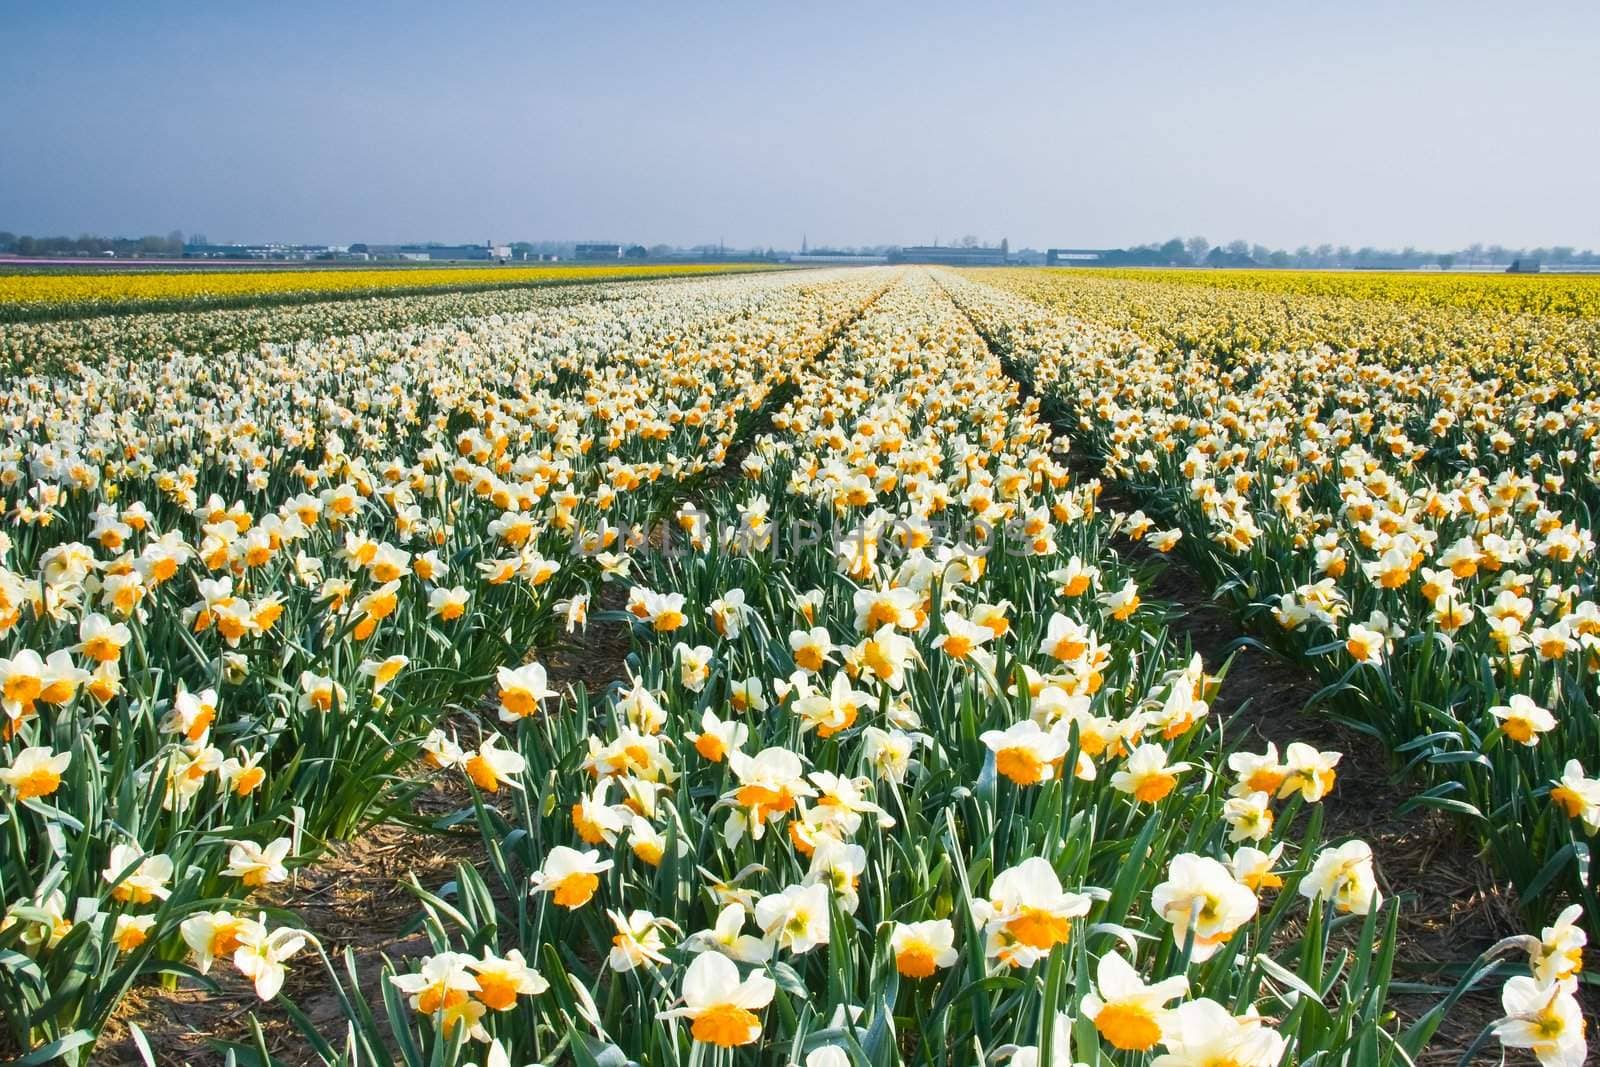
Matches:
[1118,524,1516,1062]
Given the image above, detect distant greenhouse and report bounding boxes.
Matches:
[889,242,1008,266]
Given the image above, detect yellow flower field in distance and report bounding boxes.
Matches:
[1056,266,1600,318]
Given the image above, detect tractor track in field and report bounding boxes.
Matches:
[935,270,1523,1063]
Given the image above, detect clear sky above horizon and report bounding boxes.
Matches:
[4,2,1597,251]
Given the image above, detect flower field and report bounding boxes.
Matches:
[0,266,1592,1066]
[0,262,782,323]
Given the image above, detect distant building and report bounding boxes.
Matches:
[575,243,625,260]
[1046,248,1112,266]
[786,253,889,265]
[1507,258,1541,274]
[889,244,1008,266]
[183,242,333,260]
[372,244,492,261]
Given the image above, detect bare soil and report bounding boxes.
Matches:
[99,778,478,1065]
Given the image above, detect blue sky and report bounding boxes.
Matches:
[3,2,1596,249]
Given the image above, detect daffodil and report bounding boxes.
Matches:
[223,837,292,888]
[1299,839,1382,915]
[661,950,775,1048]
[103,845,174,904]
[530,846,612,909]
[1151,854,1257,961]
[1493,976,1587,1067]
[975,857,1093,966]
[464,735,527,792]
[496,661,556,722]
[1149,999,1285,1067]
[1492,694,1556,746]
[1529,905,1587,984]
[890,919,958,978]
[1111,743,1190,804]
[1550,760,1600,833]
[181,910,262,973]
[467,948,548,1008]
[687,903,771,963]
[754,882,831,955]
[981,720,1066,786]
[0,746,70,800]
[606,909,673,972]
[1081,950,1187,1052]
[233,920,307,1001]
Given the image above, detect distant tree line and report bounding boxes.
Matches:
[1096,237,1600,269]
[5,229,1598,268]
[0,231,187,257]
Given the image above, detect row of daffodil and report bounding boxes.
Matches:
[0,272,670,375]
[0,267,895,1062]
[266,270,1569,1067]
[0,271,653,376]
[939,269,1600,942]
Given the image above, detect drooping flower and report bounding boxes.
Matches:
[1493,976,1587,1067]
